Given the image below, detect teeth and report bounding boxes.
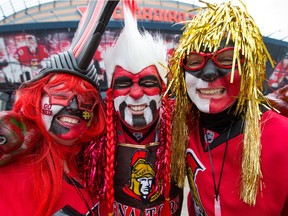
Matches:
[59,117,79,124]
[199,88,224,95]
[129,105,146,111]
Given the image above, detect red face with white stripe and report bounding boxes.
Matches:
[183,47,242,113]
[112,65,162,129]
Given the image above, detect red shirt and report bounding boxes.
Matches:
[0,160,101,215]
[15,45,49,66]
[186,110,288,216]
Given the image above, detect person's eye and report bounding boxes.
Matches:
[52,93,69,100]
[113,77,132,89]
[186,54,204,69]
[187,59,202,68]
[217,56,233,66]
[115,81,132,88]
[139,75,161,88]
[140,80,159,87]
[216,50,234,66]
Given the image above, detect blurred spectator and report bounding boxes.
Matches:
[47,32,72,55]
[0,38,21,83]
[15,34,49,69]
[268,52,288,90]
[266,85,288,117]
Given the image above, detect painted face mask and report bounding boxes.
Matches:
[41,81,100,146]
[182,47,244,113]
[112,65,162,129]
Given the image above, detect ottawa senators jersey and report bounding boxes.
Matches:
[186,110,288,216]
[113,119,183,216]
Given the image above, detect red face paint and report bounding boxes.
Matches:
[112,65,162,129]
[185,68,241,114]
[112,65,162,98]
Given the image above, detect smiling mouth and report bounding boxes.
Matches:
[128,104,147,114]
[197,88,226,99]
[58,116,80,126]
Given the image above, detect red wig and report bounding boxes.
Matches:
[12,73,106,216]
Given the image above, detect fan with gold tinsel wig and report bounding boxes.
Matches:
[168,0,274,205]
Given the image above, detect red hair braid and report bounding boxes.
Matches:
[161,90,172,215]
[154,112,166,194]
[153,87,172,215]
[105,88,116,215]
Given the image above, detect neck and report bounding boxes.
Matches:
[119,117,159,144]
[200,102,240,133]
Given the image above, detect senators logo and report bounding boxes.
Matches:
[186,148,207,216]
[122,150,161,202]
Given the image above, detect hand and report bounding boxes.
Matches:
[265,85,288,117]
[0,111,38,165]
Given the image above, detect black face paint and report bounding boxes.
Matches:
[138,75,161,89]
[132,115,146,127]
[186,59,232,82]
[113,75,161,90]
[49,97,86,135]
[184,39,237,82]
[131,99,157,127]
[113,77,132,90]
[118,100,158,128]
[50,115,70,135]
[119,101,126,120]
[149,100,157,117]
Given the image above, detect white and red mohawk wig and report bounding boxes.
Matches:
[104,0,168,87]
[103,1,173,215]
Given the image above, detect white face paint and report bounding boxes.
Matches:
[185,72,210,113]
[185,70,241,114]
[41,95,64,131]
[114,94,161,127]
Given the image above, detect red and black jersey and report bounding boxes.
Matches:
[113,118,183,216]
[186,109,288,216]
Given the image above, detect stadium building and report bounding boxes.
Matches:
[0,0,287,110]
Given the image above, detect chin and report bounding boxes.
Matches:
[50,133,79,146]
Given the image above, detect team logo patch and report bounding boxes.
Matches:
[122,150,160,202]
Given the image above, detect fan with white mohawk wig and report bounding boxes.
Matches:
[103,0,183,215]
[104,0,167,87]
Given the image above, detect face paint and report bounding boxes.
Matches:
[181,47,244,72]
[116,95,159,127]
[41,82,99,146]
[112,65,162,129]
[185,59,241,114]
[43,83,99,112]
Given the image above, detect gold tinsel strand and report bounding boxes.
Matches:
[168,0,274,205]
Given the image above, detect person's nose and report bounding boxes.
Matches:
[201,59,219,82]
[66,96,79,111]
[129,83,144,100]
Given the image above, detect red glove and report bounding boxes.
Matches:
[265,85,288,117]
[0,111,38,165]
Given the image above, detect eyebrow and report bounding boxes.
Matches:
[139,75,160,82]
[114,76,132,82]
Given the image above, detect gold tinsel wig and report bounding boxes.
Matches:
[169,0,274,205]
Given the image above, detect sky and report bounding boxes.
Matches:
[179,0,288,42]
[0,0,287,42]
